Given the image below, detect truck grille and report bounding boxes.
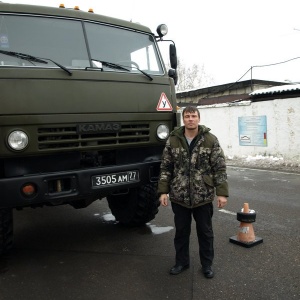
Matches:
[38,124,150,150]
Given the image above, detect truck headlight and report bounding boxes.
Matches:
[156,24,168,38]
[8,130,29,151]
[157,124,169,140]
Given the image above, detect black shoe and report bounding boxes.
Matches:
[169,264,189,275]
[202,266,214,278]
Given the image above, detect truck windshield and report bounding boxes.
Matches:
[0,14,164,75]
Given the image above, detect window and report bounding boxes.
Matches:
[85,22,163,74]
[0,14,164,74]
[0,15,89,67]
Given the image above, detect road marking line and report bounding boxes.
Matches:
[227,165,300,176]
[219,209,236,215]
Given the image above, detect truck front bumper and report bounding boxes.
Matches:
[0,160,160,209]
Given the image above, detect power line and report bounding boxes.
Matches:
[201,56,300,98]
[230,56,300,92]
[252,56,300,68]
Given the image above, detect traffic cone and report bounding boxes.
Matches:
[229,202,263,248]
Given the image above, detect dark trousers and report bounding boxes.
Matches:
[171,202,214,267]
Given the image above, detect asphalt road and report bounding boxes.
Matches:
[0,166,299,300]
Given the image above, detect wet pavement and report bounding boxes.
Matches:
[0,166,299,300]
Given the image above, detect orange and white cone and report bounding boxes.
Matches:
[230,203,263,248]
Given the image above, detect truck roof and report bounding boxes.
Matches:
[0,2,153,34]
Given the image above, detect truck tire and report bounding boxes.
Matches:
[0,209,13,255]
[107,184,159,226]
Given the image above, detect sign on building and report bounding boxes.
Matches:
[238,116,267,146]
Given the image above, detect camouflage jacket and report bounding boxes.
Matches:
[157,125,228,208]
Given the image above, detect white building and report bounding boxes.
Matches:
[176,80,300,165]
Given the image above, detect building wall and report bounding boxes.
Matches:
[181,97,300,162]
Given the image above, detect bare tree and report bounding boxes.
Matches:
[175,58,215,92]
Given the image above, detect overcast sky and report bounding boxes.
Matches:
[3,0,300,86]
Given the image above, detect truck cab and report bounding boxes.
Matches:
[0,2,178,254]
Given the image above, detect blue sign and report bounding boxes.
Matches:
[238,116,267,146]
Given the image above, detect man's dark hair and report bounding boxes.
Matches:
[182,106,200,118]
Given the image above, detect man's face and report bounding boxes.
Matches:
[183,111,200,130]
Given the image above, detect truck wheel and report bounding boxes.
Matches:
[0,209,13,255]
[107,184,159,226]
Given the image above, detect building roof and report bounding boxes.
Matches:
[176,79,287,106]
[250,83,300,95]
[176,79,286,98]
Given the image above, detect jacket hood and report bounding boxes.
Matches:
[170,125,211,138]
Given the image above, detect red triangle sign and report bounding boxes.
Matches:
[156,93,173,111]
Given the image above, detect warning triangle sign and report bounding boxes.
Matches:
[156,93,173,111]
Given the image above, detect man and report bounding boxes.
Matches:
[157,106,228,279]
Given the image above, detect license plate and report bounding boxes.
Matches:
[92,170,139,187]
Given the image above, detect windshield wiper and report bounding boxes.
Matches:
[131,65,153,81]
[0,49,47,64]
[91,59,130,72]
[0,50,72,76]
[91,59,153,81]
[45,58,72,76]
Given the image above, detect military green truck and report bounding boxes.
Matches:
[0,2,178,255]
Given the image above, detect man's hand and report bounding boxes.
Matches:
[217,196,227,208]
[159,194,169,206]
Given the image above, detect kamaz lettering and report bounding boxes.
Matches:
[77,123,121,134]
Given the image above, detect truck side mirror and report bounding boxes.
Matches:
[168,69,178,85]
[169,44,177,70]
